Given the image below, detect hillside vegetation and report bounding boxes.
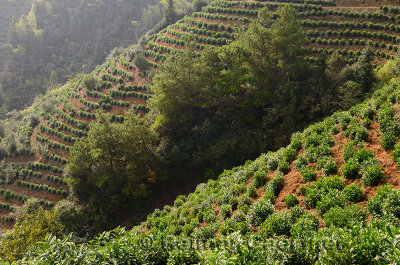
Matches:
[2,0,400,263]
[15,31,400,265]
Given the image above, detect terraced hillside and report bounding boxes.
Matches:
[20,49,400,265]
[2,0,400,229]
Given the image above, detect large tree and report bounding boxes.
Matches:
[66,113,159,219]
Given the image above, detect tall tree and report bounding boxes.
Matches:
[66,113,159,220]
[163,0,177,25]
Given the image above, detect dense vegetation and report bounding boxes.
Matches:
[8,52,400,264]
[2,0,400,263]
[0,0,161,116]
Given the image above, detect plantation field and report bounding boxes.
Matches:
[2,0,400,229]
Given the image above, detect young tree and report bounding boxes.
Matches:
[83,75,98,91]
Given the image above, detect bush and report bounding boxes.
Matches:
[290,216,318,238]
[290,132,303,151]
[219,204,232,220]
[393,143,400,165]
[266,173,284,197]
[278,161,290,174]
[248,199,275,227]
[342,184,364,203]
[380,130,397,150]
[367,184,393,216]
[323,205,367,228]
[319,156,337,176]
[354,149,374,163]
[316,189,346,214]
[266,152,279,170]
[248,184,257,198]
[133,53,148,71]
[254,170,266,188]
[300,166,317,183]
[342,158,360,179]
[262,211,292,237]
[382,190,400,218]
[282,147,297,163]
[290,205,306,222]
[193,225,217,242]
[295,156,308,170]
[285,193,299,208]
[361,164,384,187]
[343,142,357,162]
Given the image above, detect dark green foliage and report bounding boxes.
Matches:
[261,211,292,237]
[318,156,337,175]
[343,142,357,162]
[380,130,397,150]
[343,184,364,203]
[278,161,290,175]
[367,184,394,216]
[342,158,361,179]
[265,172,284,199]
[254,170,266,188]
[1,0,162,112]
[65,114,160,221]
[151,4,374,178]
[133,53,149,71]
[295,156,308,170]
[323,205,367,228]
[361,164,384,187]
[282,147,297,163]
[300,166,317,183]
[248,199,274,227]
[304,176,345,209]
[285,193,299,208]
[316,189,346,214]
[290,215,318,238]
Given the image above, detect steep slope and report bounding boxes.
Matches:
[19,60,400,264]
[1,0,400,229]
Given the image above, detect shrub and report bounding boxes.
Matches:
[317,189,346,215]
[284,193,299,208]
[323,205,367,228]
[262,211,292,237]
[266,152,279,170]
[342,158,360,179]
[254,170,266,188]
[248,184,257,198]
[193,225,217,242]
[248,199,275,227]
[319,157,337,176]
[239,194,251,208]
[355,149,374,164]
[342,184,364,203]
[343,142,357,162]
[282,147,297,163]
[367,184,393,216]
[361,164,384,186]
[229,197,238,210]
[219,204,232,220]
[290,132,303,151]
[290,216,318,238]
[266,173,284,197]
[393,143,400,165]
[295,156,308,170]
[278,161,290,175]
[290,205,306,223]
[380,130,397,150]
[300,167,317,183]
[382,190,400,218]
